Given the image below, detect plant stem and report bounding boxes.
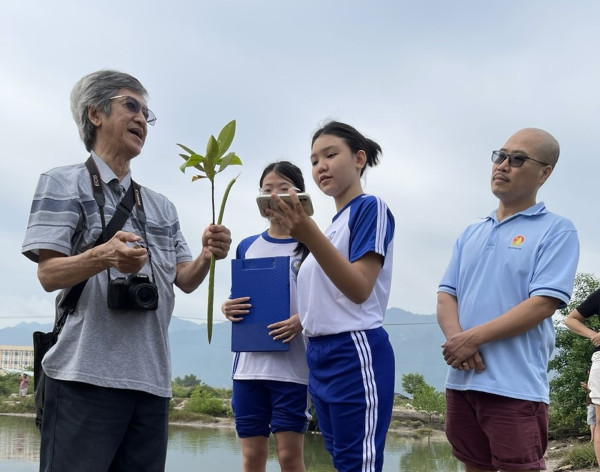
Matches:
[206,175,239,343]
[207,254,216,343]
[211,181,216,224]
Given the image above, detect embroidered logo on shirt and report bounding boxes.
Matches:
[509,235,525,250]
[512,235,525,246]
[291,258,302,277]
[327,231,336,242]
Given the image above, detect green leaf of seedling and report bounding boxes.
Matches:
[205,135,219,162]
[177,143,197,156]
[216,120,236,158]
[227,153,243,166]
[180,153,206,173]
[179,153,204,173]
[203,135,219,180]
[217,152,242,174]
[179,161,206,174]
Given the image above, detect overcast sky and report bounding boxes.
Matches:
[2,1,600,329]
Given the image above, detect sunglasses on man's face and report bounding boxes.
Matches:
[491,150,549,168]
[109,95,156,126]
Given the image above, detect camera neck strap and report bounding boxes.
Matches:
[53,157,143,334]
[85,157,137,247]
[84,157,156,284]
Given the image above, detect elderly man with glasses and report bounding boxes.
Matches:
[437,128,579,472]
[22,70,232,472]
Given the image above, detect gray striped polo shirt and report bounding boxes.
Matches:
[22,153,193,397]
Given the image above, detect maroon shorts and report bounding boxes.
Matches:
[445,389,548,471]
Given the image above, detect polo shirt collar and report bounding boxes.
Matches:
[487,201,547,224]
[90,151,132,190]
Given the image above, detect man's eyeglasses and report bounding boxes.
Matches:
[109,95,156,126]
[491,150,550,168]
[259,185,301,195]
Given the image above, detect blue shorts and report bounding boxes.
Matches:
[307,327,395,472]
[231,379,310,438]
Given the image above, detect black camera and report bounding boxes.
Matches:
[107,273,159,311]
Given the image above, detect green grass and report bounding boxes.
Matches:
[168,409,222,423]
[559,442,596,469]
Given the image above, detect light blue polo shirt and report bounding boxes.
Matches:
[438,202,579,403]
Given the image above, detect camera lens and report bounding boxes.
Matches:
[131,284,158,310]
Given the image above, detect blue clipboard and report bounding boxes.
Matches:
[231,256,291,352]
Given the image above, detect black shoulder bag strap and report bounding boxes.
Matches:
[51,157,137,336]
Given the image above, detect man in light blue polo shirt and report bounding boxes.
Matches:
[437,128,579,472]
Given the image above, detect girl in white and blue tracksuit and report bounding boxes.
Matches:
[222,161,311,472]
[270,122,395,472]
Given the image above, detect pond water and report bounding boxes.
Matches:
[0,415,460,471]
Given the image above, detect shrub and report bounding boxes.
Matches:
[0,373,22,396]
[402,373,426,396]
[412,383,446,419]
[173,374,202,387]
[186,387,230,416]
[171,384,194,399]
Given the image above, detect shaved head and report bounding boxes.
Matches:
[507,128,560,167]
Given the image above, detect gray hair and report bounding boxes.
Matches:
[70,70,148,152]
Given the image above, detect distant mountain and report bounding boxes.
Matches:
[0,322,52,346]
[384,308,447,392]
[0,308,448,395]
